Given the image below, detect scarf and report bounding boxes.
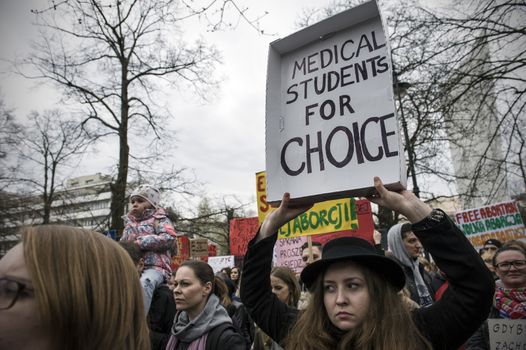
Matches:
[387,223,433,307]
[494,283,526,319]
[166,294,232,350]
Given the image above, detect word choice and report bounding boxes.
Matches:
[280,113,398,176]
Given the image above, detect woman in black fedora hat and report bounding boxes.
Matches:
[240,177,494,350]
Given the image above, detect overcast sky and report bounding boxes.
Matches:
[0,0,346,211]
[1,0,458,214]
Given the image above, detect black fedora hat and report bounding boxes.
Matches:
[300,236,405,290]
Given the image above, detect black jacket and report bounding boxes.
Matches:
[240,213,495,350]
[149,284,177,350]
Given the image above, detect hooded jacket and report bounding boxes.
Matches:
[387,223,435,306]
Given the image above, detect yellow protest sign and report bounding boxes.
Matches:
[255,171,358,238]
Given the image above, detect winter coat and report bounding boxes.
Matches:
[121,207,177,280]
[240,213,495,350]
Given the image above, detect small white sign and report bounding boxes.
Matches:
[488,319,526,350]
[207,255,235,274]
[265,0,405,205]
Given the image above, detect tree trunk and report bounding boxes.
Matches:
[111,64,130,238]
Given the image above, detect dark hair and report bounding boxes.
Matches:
[484,238,502,248]
[301,241,323,252]
[271,266,301,307]
[119,241,143,265]
[214,275,233,307]
[493,246,526,267]
[400,223,413,239]
[221,267,232,277]
[180,260,215,287]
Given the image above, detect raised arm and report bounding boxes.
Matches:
[368,176,494,349]
[240,193,311,345]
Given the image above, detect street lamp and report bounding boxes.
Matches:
[393,76,420,198]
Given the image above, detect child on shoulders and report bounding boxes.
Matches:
[121,184,177,315]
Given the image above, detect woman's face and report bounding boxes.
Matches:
[495,250,526,288]
[323,261,370,331]
[271,275,290,305]
[230,268,239,281]
[0,244,51,349]
[173,266,211,320]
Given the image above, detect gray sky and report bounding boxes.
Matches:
[0,0,340,209]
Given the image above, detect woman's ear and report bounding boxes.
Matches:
[203,281,213,296]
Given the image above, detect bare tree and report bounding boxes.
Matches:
[170,195,251,255]
[298,0,525,210]
[15,0,264,235]
[11,109,94,224]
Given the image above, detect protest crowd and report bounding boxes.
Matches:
[1,2,525,350]
[2,177,525,350]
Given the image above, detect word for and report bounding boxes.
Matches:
[280,113,397,176]
[278,199,357,237]
[461,214,524,235]
[286,56,388,103]
[455,202,519,224]
[291,31,386,79]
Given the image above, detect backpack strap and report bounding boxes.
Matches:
[205,323,236,350]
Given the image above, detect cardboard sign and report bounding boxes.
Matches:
[229,217,260,257]
[487,319,526,350]
[256,171,359,238]
[273,199,375,273]
[190,238,209,257]
[207,255,235,273]
[171,235,190,270]
[273,236,306,273]
[454,201,526,249]
[265,0,405,205]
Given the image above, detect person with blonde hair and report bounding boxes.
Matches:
[0,225,150,350]
[241,177,494,350]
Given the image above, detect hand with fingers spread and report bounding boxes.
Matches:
[366,176,432,223]
[258,193,313,241]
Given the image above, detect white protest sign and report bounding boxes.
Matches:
[273,236,308,274]
[266,0,405,205]
[190,238,209,257]
[488,319,526,350]
[207,255,235,274]
[454,200,526,249]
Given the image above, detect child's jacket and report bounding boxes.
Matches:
[121,207,177,280]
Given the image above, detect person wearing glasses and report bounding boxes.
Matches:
[0,225,150,350]
[466,245,526,349]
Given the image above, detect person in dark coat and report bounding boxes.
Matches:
[167,260,245,350]
[387,222,436,306]
[241,177,495,350]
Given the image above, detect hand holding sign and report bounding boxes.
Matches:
[259,193,313,241]
[366,176,431,223]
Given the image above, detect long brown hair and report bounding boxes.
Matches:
[22,225,150,350]
[271,266,301,307]
[286,260,432,350]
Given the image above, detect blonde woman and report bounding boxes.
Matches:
[0,225,150,350]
